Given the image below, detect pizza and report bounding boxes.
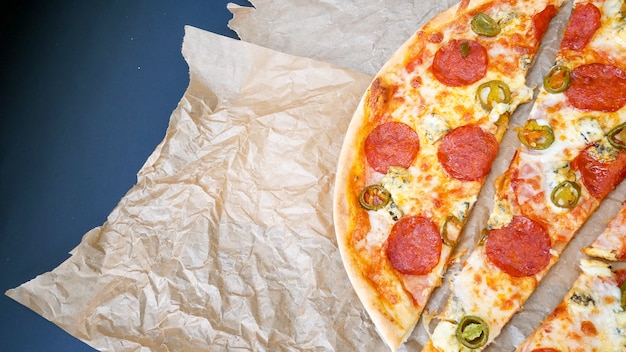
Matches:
[332,0,565,349]
[583,201,626,261]
[423,0,626,350]
[516,259,626,352]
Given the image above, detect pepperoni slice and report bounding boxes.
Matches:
[561,3,601,51]
[565,63,626,112]
[486,216,551,277]
[571,144,626,199]
[386,216,442,275]
[437,125,498,181]
[431,39,488,87]
[533,5,558,41]
[364,121,420,174]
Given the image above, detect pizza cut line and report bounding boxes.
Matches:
[422,0,626,350]
[333,0,566,350]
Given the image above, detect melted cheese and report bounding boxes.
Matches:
[590,0,626,63]
[431,247,540,350]
[431,321,463,351]
[420,113,450,143]
[361,65,535,256]
[517,260,626,352]
[487,198,514,229]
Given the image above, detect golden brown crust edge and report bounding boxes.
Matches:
[333,85,420,350]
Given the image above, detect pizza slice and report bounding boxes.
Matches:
[517,206,626,351]
[583,201,626,261]
[516,259,626,352]
[333,0,565,349]
[423,0,626,350]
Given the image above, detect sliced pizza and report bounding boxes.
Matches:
[516,259,626,352]
[583,201,626,261]
[423,0,626,350]
[332,0,565,349]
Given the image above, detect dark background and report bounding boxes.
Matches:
[1,1,250,350]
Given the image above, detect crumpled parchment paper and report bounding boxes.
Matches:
[7,1,626,351]
[6,26,389,351]
[227,0,458,77]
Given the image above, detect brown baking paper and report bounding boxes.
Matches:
[5,26,390,351]
[227,0,459,76]
[229,0,626,350]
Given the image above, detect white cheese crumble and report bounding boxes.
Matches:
[487,197,513,229]
[577,117,605,144]
[431,321,464,351]
[586,138,621,163]
[380,166,412,214]
[489,102,511,123]
[420,113,450,143]
[580,258,612,277]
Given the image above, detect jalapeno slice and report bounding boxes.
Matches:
[476,80,511,111]
[517,119,555,150]
[358,184,391,210]
[608,122,626,150]
[441,215,459,247]
[551,181,581,208]
[455,315,489,349]
[543,65,571,93]
[460,41,470,58]
[471,13,501,37]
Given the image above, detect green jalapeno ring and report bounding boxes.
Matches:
[358,184,391,210]
[608,122,626,150]
[460,41,470,58]
[476,80,511,111]
[517,119,555,150]
[441,215,460,247]
[455,315,489,349]
[543,65,571,94]
[471,12,501,37]
[551,181,581,209]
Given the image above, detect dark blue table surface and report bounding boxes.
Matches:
[0,1,250,350]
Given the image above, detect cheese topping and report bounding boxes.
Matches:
[432,321,463,351]
[517,259,626,352]
[420,113,450,143]
[590,0,626,63]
